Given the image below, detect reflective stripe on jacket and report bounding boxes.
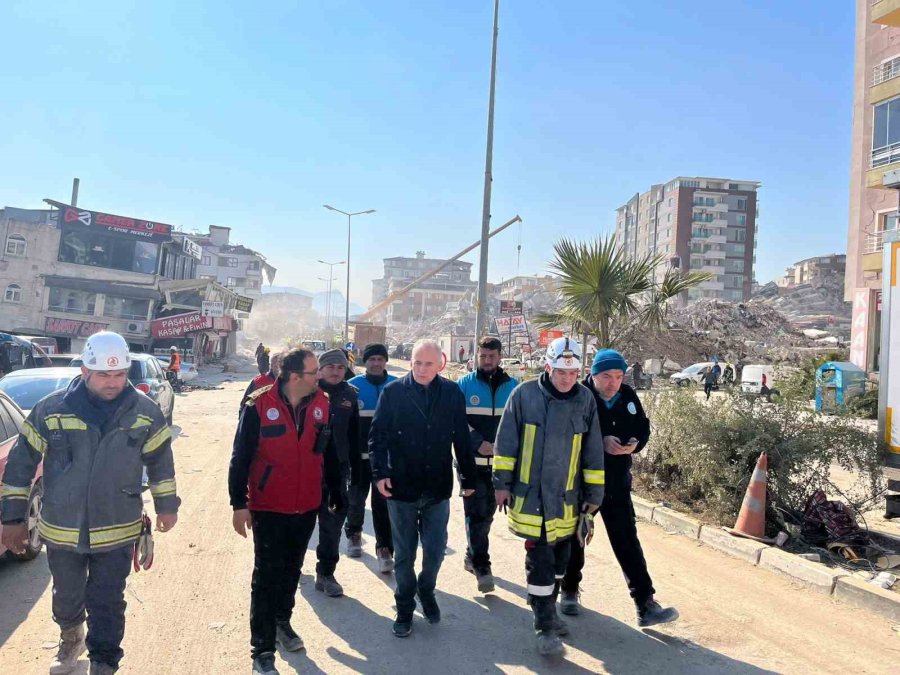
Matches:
[0,378,179,553]
[457,368,517,468]
[493,378,604,544]
[348,373,397,460]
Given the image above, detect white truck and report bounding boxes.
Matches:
[878,229,900,517]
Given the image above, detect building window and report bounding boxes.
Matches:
[220,256,238,268]
[58,225,159,274]
[201,255,211,266]
[5,234,26,257]
[729,183,739,190]
[246,279,260,290]
[199,275,216,281]
[49,287,96,315]
[881,211,900,231]
[103,295,151,321]
[4,283,22,303]
[226,277,238,287]
[873,96,900,166]
[248,260,260,271]
[737,199,747,210]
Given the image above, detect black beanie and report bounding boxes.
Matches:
[363,343,389,363]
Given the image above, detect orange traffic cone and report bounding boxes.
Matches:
[725,452,773,543]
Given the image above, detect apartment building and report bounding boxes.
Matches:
[497,275,559,301]
[371,251,477,326]
[615,177,760,303]
[845,1,900,372]
[778,254,846,288]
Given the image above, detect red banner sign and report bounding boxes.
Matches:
[151,311,211,338]
[44,317,108,338]
[538,329,565,347]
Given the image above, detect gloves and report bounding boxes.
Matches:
[576,512,595,548]
[132,513,154,572]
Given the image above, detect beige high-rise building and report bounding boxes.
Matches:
[845,1,900,373]
[615,176,760,303]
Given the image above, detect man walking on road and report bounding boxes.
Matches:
[0,331,180,674]
[559,349,678,627]
[456,336,517,593]
[369,339,477,638]
[240,350,283,413]
[703,358,721,400]
[229,348,342,675]
[493,336,605,657]
[310,348,360,598]
[346,343,397,572]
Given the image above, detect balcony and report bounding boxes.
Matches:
[873,0,900,28]
[707,234,727,245]
[874,56,900,86]
[709,203,729,213]
[863,230,885,272]
[867,143,900,187]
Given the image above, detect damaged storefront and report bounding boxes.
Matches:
[155,279,239,362]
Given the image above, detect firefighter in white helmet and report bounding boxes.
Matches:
[0,331,180,674]
[493,336,605,656]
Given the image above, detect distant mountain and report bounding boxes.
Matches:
[262,285,314,297]
[262,285,366,317]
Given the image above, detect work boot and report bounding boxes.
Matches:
[376,547,394,574]
[251,653,280,674]
[275,621,304,652]
[637,597,679,627]
[559,589,581,616]
[315,574,344,597]
[392,613,413,638]
[49,624,86,674]
[463,555,475,575]
[88,663,116,675]
[536,630,565,656]
[346,533,362,558]
[418,593,441,624]
[553,611,570,637]
[476,569,495,594]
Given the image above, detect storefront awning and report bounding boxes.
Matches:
[43,275,160,300]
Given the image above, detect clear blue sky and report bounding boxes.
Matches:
[0,1,853,305]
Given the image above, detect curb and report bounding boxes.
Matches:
[833,577,900,621]
[632,495,900,622]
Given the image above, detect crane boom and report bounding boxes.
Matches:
[358,214,522,322]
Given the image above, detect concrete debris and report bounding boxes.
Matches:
[750,274,851,336]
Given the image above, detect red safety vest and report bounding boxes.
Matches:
[253,371,275,389]
[248,385,331,514]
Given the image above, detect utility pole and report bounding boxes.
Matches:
[475,0,500,340]
[71,178,80,206]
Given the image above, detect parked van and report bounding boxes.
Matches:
[0,332,53,376]
[13,336,58,355]
[741,365,776,396]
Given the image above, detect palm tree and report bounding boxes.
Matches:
[535,235,711,364]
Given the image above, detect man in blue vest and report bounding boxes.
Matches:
[456,336,517,593]
[346,343,397,573]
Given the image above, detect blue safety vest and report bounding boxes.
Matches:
[457,369,518,469]
[349,373,398,460]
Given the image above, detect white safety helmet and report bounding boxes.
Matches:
[545,336,582,371]
[81,331,131,372]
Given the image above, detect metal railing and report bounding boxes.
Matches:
[872,142,900,168]
[865,230,885,255]
[874,56,900,86]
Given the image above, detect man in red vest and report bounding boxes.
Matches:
[229,348,343,675]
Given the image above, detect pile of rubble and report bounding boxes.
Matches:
[750,275,851,337]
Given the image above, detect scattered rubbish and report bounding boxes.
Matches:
[798,553,822,563]
[870,572,898,590]
[775,531,789,547]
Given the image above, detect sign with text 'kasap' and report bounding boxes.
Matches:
[151,311,211,338]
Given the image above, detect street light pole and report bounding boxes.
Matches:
[323,206,376,341]
[475,0,500,340]
[317,259,346,334]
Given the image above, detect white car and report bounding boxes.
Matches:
[0,367,82,415]
[155,357,199,383]
[669,362,717,387]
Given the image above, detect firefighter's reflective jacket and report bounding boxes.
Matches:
[0,378,179,553]
[493,375,604,544]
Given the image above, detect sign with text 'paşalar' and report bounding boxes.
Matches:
[151,311,211,338]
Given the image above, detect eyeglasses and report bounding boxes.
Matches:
[286,370,319,378]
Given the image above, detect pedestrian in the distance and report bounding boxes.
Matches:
[346,344,397,572]
[0,331,180,674]
[703,358,721,400]
[369,339,477,638]
[229,348,342,675]
[493,336,604,656]
[257,346,271,376]
[240,351,284,414]
[559,349,678,628]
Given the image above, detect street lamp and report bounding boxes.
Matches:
[317,276,337,330]
[317,259,346,332]
[323,205,376,340]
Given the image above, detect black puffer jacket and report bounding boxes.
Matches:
[582,376,650,500]
[319,379,360,487]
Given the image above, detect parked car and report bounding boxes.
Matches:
[155,356,199,383]
[500,358,528,377]
[0,390,44,561]
[69,354,175,424]
[0,332,53,375]
[669,362,717,388]
[11,335,59,355]
[46,353,81,367]
[0,367,82,415]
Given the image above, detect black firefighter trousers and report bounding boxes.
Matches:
[525,530,571,632]
[47,544,133,670]
[561,493,655,606]
[345,460,393,552]
[250,510,317,659]
[463,468,495,572]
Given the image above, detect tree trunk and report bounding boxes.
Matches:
[581,329,589,378]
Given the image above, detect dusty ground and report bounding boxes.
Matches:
[1,373,899,674]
